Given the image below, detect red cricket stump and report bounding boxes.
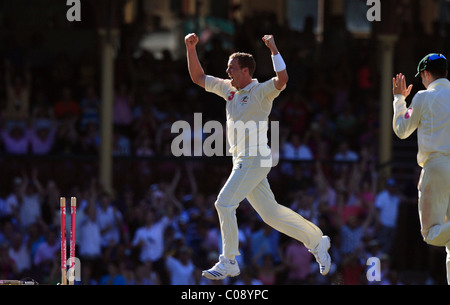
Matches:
[69,197,77,285]
[60,197,67,285]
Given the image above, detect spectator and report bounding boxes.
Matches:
[374,178,403,254]
[51,52,74,87]
[1,177,24,220]
[4,61,31,124]
[282,239,312,284]
[0,219,15,247]
[8,232,31,276]
[113,82,134,134]
[18,170,44,230]
[254,253,284,285]
[281,92,311,135]
[30,90,54,132]
[315,161,338,215]
[96,192,123,248]
[338,215,368,256]
[281,132,314,176]
[1,125,29,154]
[135,134,155,156]
[53,87,80,120]
[250,224,280,267]
[165,245,198,285]
[79,84,101,131]
[334,140,359,163]
[282,132,314,161]
[40,179,61,227]
[112,130,131,156]
[25,223,45,265]
[78,203,102,278]
[335,104,358,139]
[54,116,80,154]
[357,177,377,220]
[285,165,314,203]
[340,252,365,285]
[80,121,100,154]
[334,174,373,257]
[99,261,127,285]
[132,209,171,276]
[132,104,157,143]
[29,124,58,154]
[81,261,99,285]
[130,262,160,285]
[0,242,17,279]
[33,228,59,276]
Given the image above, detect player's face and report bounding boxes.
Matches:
[226,58,246,89]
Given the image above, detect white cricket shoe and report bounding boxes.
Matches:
[309,236,331,275]
[202,255,240,280]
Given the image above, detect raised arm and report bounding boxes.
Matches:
[185,33,206,88]
[392,73,419,139]
[262,35,288,90]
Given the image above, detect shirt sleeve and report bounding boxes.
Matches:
[257,78,285,102]
[392,93,424,139]
[205,75,233,101]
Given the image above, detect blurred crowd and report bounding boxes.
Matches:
[0,9,448,285]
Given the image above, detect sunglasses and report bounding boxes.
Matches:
[426,54,447,63]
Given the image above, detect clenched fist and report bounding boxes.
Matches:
[185,33,199,48]
[262,35,279,55]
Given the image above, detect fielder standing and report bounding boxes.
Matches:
[185,33,331,280]
[392,53,450,284]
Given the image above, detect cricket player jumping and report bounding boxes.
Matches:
[185,33,331,280]
[392,53,450,284]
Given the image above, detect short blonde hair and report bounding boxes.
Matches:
[229,52,256,77]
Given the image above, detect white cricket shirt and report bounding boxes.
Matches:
[205,75,285,157]
[393,78,450,167]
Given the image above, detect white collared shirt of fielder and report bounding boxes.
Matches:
[393,78,450,167]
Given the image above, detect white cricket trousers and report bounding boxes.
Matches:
[214,154,323,259]
[418,155,450,284]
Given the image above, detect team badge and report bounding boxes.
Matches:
[404,108,412,119]
[240,96,249,105]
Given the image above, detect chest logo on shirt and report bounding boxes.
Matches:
[404,108,412,119]
[240,96,249,105]
[228,91,235,101]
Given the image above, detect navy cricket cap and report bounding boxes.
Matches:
[415,53,448,77]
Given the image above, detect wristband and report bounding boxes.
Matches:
[271,53,286,72]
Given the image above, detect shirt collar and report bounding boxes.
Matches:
[428,78,450,90]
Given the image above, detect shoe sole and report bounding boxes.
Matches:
[320,236,331,275]
[202,270,240,280]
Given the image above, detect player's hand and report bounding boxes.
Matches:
[185,33,199,48]
[392,73,413,98]
[262,35,279,54]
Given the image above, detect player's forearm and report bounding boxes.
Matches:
[392,94,415,139]
[186,47,206,88]
[268,43,279,56]
[275,69,289,86]
[267,39,288,88]
[272,53,288,89]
